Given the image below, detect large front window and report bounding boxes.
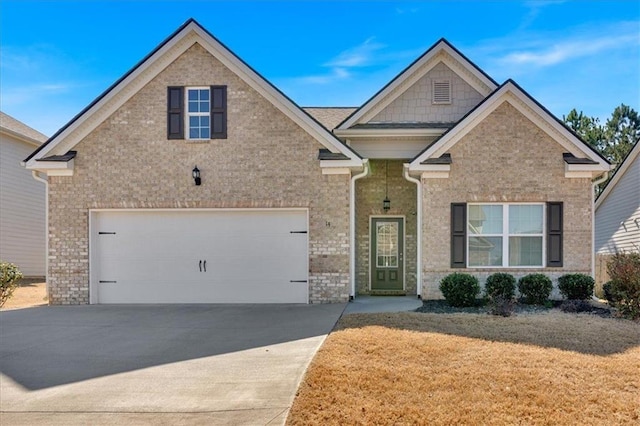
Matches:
[468,204,544,267]
[187,87,210,139]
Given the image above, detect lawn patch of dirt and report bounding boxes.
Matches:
[287,312,640,425]
[1,282,47,310]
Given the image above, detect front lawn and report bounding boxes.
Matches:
[287,311,639,425]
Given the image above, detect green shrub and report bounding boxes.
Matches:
[484,273,516,299]
[1,261,23,307]
[439,273,480,307]
[605,253,640,320]
[517,273,553,305]
[558,274,595,300]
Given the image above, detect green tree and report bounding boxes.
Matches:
[563,108,604,151]
[563,104,639,194]
[602,104,640,167]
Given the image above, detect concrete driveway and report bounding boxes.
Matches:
[0,303,346,425]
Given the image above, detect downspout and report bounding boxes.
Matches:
[403,164,422,299]
[350,159,369,300]
[31,171,49,300]
[591,171,609,284]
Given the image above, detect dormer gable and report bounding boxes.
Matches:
[335,38,498,133]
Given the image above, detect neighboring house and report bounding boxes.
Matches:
[24,19,611,305]
[1,112,47,278]
[594,142,640,283]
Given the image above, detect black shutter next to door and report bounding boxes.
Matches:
[547,202,563,267]
[451,203,467,268]
[167,86,184,139]
[210,85,227,139]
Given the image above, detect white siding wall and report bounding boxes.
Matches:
[595,154,640,254]
[0,135,46,276]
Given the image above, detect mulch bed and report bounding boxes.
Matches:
[416,299,613,318]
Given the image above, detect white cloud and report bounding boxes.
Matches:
[499,32,639,67]
[324,37,386,68]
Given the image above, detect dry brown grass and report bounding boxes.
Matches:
[1,282,47,310]
[287,312,640,425]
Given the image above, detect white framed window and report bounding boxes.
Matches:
[186,87,210,140]
[468,203,544,267]
[432,79,451,104]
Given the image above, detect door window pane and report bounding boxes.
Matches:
[376,222,398,268]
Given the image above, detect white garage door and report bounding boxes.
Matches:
[90,210,308,304]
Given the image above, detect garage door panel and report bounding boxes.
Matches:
[92,210,308,304]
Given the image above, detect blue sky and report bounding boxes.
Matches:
[1,0,639,136]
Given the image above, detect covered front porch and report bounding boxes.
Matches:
[354,159,418,296]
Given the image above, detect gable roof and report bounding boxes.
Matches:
[0,111,47,146]
[409,79,611,173]
[595,141,640,210]
[24,19,362,168]
[335,38,499,130]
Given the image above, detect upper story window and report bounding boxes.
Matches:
[167,86,227,140]
[187,88,210,140]
[432,79,451,104]
[468,204,544,267]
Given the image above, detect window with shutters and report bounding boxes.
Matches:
[467,204,544,267]
[167,86,226,140]
[432,80,451,104]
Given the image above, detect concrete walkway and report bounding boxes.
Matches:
[0,303,345,425]
[343,295,423,314]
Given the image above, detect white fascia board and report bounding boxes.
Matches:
[26,22,361,167]
[409,82,611,170]
[409,164,451,179]
[337,42,497,130]
[334,128,446,138]
[0,128,44,147]
[564,160,610,178]
[25,29,190,168]
[595,142,640,210]
[191,26,361,163]
[26,159,75,176]
[320,159,364,170]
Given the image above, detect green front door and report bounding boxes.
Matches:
[370,218,404,291]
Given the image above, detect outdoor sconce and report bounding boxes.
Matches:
[383,196,391,211]
[192,166,201,186]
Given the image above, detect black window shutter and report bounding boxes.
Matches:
[210,85,227,139]
[547,202,563,267]
[167,86,184,139]
[451,203,467,268]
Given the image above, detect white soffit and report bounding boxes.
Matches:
[409,81,611,172]
[25,20,361,170]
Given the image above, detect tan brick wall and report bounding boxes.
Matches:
[355,160,417,295]
[47,43,351,304]
[421,102,593,299]
[372,62,484,123]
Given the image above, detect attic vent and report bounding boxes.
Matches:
[432,80,451,104]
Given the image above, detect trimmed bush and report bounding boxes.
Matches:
[1,261,23,307]
[484,273,516,299]
[558,274,595,300]
[605,253,640,320]
[517,273,552,305]
[439,273,480,307]
[485,273,516,317]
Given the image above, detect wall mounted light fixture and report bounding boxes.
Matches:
[192,166,201,186]
[383,160,390,211]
